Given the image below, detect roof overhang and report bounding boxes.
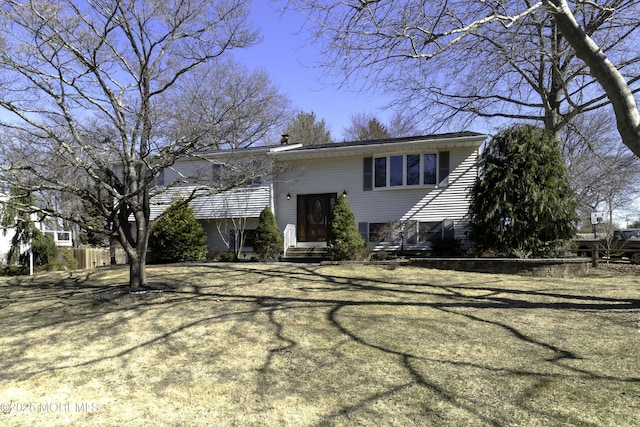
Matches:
[191,142,303,160]
[269,134,487,160]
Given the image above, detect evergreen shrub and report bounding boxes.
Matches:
[468,125,577,257]
[254,206,282,261]
[327,196,365,260]
[149,199,208,263]
[32,229,58,266]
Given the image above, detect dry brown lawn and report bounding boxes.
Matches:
[1,263,639,426]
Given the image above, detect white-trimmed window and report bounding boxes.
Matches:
[359,220,453,244]
[418,221,443,243]
[372,152,444,189]
[418,220,455,242]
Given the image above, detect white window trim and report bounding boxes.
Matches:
[373,153,440,190]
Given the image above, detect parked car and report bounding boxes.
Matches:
[575,229,640,261]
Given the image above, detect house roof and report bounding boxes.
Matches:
[292,131,484,150]
[191,132,486,161]
[180,143,304,168]
[269,132,487,160]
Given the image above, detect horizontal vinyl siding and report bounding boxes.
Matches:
[399,149,477,222]
[202,220,228,252]
[163,159,212,186]
[273,158,355,232]
[273,147,478,236]
[161,152,272,188]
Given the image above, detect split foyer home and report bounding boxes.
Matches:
[150,132,487,258]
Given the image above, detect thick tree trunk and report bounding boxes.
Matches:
[117,191,151,289]
[128,213,150,289]
[120,230,149,289]
[129,253,147,289]
[544,0,640,158]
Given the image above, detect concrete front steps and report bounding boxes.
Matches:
[282,247,328,263]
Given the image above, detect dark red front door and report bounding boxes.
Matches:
[296,193,337,242]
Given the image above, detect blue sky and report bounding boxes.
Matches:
[233,1,396,140]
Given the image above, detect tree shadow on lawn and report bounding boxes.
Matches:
[294,265,640,425]
[1,264,640,425]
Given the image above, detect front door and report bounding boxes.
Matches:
[297,193,337,242]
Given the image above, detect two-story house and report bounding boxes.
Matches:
[149,132,487,258]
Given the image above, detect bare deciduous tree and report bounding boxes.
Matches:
[387,111,423,139]
[0,0,288,288]
[169,59,292,150]
[342,111,422,141]
[284,0,640,156]
[343,113,390,141]
[561,111,640,228]
[215,192,252,260]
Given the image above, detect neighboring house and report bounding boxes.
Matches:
[0,194,72,265]
[151,132,486,257]
[41,227,73,248]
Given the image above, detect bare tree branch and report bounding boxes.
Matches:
[0,0,288,288]
[285,0,640,155]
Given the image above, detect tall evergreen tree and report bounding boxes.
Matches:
[343,112,421,141]
[254,206,282,261]
[327,195,365,260]
[469,125,577,257]
[78,194,110,247]
[149,199,208,264]
[284,111,333,146]
[343,113,391,141]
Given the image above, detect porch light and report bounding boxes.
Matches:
[286,193,291,200]
[342,190,347,198]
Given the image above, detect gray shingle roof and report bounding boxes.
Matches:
[285,132,486,151]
